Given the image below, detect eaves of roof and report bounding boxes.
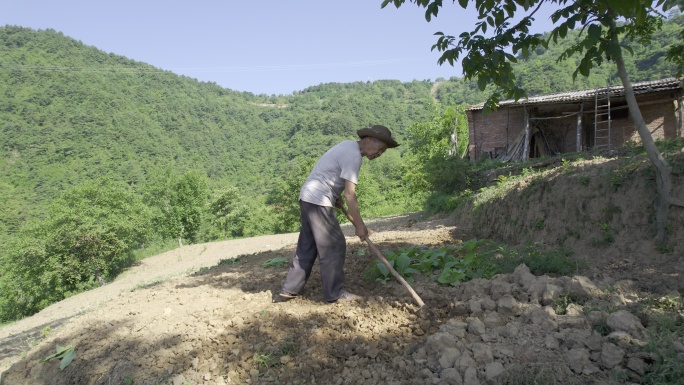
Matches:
[467,77,683,111]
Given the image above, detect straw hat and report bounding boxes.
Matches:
[356,125,399,148]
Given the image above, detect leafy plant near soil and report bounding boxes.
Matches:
[365,239,503,286]
[365,239,582,286]
[371,246,423,284]
[40,345,76,370]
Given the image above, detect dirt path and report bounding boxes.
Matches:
[430,81,441,103]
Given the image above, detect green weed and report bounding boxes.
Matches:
[602,203,621,221]
[608,170,623,190]
[559,227,581,245]
[553,292,586,315]
[644,294,682,313]
[218,257,242,266]
[591,223,614,247]
[192,256,244,276]
[131,279,164,291]
[253,336,298,377]
[641,313,684,384]
[655,137,684,154]
[495,173,513,187]
[262,257,289,268]
[593,316,611,337]
[41,326,52,339]
[40,345,76,370]
[517,245,581,276]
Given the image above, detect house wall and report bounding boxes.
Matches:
[637,93,679,140]
[468,91,681,161]
[591,93,679,145]
[467,107,526,160]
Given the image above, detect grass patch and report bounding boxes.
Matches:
[262,257,289,268]
[253,336,299,378]
[591,223,615,247]
[194,256,243,275]
[513,245,582,276]
[641,312,684,385]
[130,279,165,292]
[423,189,474,214]
[132,239,178,262]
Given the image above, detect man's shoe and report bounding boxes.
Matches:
[279,291,299,300]
[332,290,362,303]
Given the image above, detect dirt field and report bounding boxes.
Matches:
[1,154,683,385]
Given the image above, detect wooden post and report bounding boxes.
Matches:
[576,103,584,151]
[522,107,530,161]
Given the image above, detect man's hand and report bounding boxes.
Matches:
[355,223,368,242]
[334,197,344,210]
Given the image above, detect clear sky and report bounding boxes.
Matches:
[1,0,556,95]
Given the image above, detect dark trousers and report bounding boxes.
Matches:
[282,200,346,302]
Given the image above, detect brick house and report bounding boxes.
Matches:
[465,78,683,161]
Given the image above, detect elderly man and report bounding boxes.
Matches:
[280,125,400,303]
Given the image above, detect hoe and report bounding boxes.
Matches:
[338,206,425,308]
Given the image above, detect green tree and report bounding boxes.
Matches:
[206,187,250,240]
[403,105,470,194]
[0,179,151,321]
[144,170,208,246]
[44,179,152,282]
[383,0,684,243]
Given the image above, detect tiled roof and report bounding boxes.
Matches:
[467,77,683,111]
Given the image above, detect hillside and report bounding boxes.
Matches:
[1,148,683,385]
[2,13,683,231]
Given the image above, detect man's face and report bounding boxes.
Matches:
[367,140,388,160]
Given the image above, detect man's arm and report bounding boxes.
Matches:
[343,179,368,241]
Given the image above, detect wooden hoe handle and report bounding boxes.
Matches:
[338,206,425,308]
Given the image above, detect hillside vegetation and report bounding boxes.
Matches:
[0,11,682,322]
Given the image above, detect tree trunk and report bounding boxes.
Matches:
[610,25,675,244]
[450,113,458,157]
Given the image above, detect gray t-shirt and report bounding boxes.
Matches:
[299,140,362,207]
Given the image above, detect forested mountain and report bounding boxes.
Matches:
[0,26,436,233]
[0,12,681,321]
